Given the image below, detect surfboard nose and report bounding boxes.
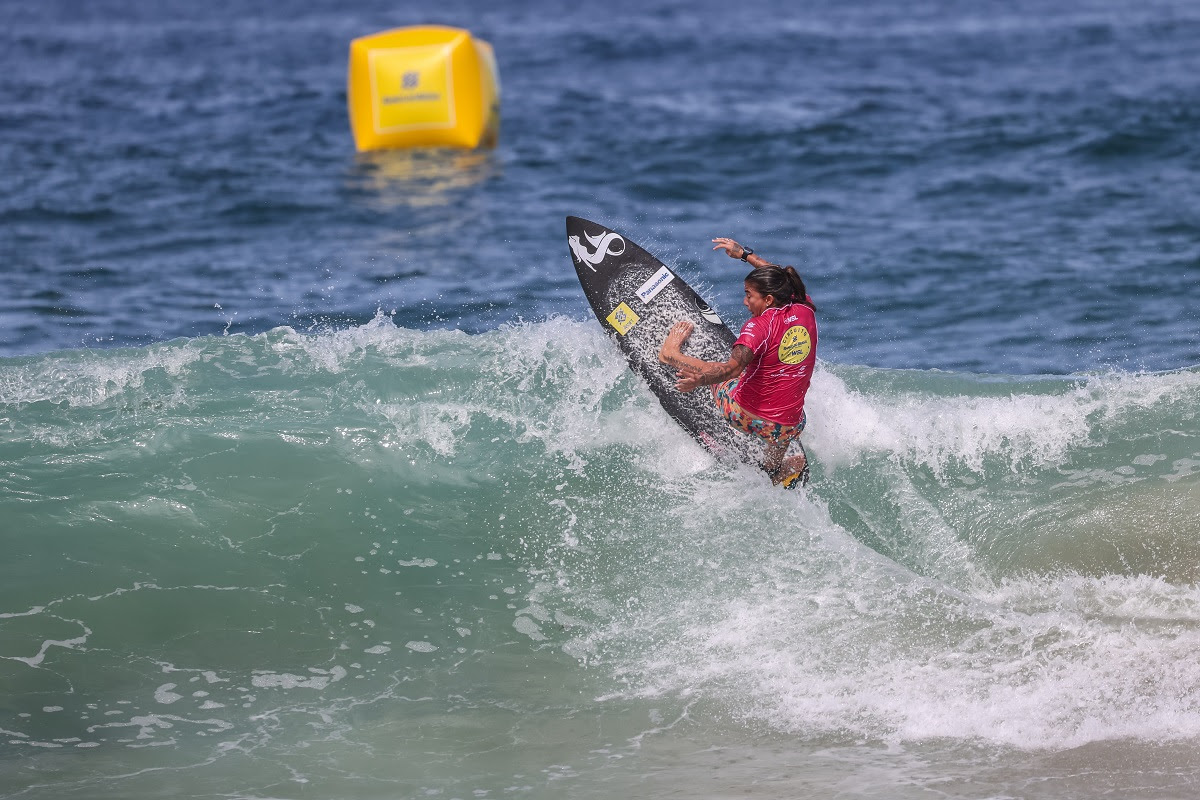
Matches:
[566,215,601,234]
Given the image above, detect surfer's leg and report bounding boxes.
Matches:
[763,440,807,486]
[761,414,809,488]
[768,438,806,482]
[714,385,810,487]
[762,441,788,481]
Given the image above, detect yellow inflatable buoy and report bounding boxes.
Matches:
[347,25,500,152]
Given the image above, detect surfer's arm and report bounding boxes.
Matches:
[659,321,752,391]
[712,237,772,268]
[670,346,752,392]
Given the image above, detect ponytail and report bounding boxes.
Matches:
[745,265,816,311]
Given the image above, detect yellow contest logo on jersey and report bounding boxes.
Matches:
[778,325,811,364]
[606,302,639,335]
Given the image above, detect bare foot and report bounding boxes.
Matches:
[780,453,807,476]
[766,453,808,485]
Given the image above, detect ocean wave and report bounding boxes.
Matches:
[3,317,1200,769]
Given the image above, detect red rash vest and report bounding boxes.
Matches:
[730,302,818,426]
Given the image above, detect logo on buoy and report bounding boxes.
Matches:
[569,230,626,272]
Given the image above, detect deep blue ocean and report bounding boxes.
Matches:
[3,0,1200,798]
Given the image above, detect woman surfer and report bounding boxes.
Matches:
[658,237,817,488]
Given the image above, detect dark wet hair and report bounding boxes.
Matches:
[745,265,816,310]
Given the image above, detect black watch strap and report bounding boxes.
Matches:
[740,247,754,261]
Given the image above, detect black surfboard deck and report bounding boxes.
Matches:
[566,216,758,465]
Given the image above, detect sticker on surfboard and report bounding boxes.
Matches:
[636,266,675,304]
[606,302,640,335]
[696,298,723,325]
[569,230,626,272]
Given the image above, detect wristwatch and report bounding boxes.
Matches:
[740,247,754,261]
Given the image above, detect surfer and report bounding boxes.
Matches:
[658,238,817,488]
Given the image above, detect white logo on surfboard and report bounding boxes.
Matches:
[636,265,675,304]
[569,230,626,271]
[696,299,723,325]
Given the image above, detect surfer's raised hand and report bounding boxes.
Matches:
[713,237,768,268]
[712,238,746,260]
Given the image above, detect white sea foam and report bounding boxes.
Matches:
[799,364,1200,480]
[574,474,1200,750]
[0,340,202,407]
[154,684,183,704]
[250,666,347,690]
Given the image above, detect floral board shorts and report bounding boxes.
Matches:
[712,378,806,445]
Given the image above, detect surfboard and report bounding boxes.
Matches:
[565,216,757,464]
